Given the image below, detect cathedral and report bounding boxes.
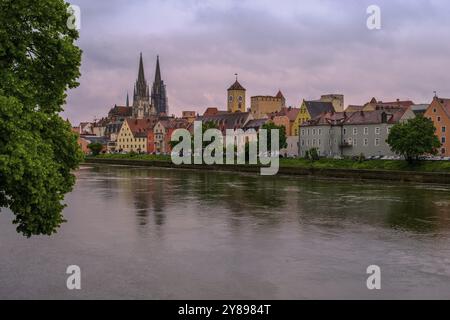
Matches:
[131,53,169,118]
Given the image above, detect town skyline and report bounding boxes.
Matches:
[64,0,450,125]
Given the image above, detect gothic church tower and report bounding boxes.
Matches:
[132,53,155,118]
[151,55,169,115]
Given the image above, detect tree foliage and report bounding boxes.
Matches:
[88,143,103,156]
[387,116,441,163]
[261,122,288,151]
[0,0,83,236]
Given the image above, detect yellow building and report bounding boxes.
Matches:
[227,76,246,113]
[116,118,152,153]
[251,90,286,119]
[298,99,335,126]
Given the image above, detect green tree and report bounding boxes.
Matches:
[88,142,103,156]
[387,116,441,163]
[261,122,288,151]
[0,0,83,237]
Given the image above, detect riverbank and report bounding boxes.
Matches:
[85,155,450,184]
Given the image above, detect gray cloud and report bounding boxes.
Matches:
[64,0,450,124]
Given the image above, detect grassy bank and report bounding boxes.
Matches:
[90,153,450,173]
[280,158,450,172]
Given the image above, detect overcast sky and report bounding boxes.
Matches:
[63,0,450,124]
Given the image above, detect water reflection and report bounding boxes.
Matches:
[81,164,450,234]
[3,164,450,299]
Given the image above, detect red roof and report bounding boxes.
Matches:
[270,107,300,121]
[436,97,450,118]
[275,90,285,99]
[125,117,158,137]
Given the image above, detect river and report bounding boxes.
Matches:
[1,164,450,299]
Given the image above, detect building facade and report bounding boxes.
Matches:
[150,118,190,154]
[299,108,416,158]
[298,99,335,126]
[116,118,156,153]
[227,77,246,113]
[424,96,450,156]
[251,90,286,119]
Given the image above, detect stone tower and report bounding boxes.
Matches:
[151,55,169,115]
[227,74,246,113]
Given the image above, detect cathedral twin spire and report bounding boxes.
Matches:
[131,53,168,118]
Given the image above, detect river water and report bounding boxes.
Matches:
[1,164,450,299]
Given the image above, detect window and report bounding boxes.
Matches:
[438,116,441,122]
[353,138,357,146]
[313,139,316,146]
[375,127,380,135]
[301,140,305,146]
[238,96,243,102]
[301,129,305,136]
[364,127,369,135]
[442,148,446,154]
[443,127,446,133]
[363,138,368,146]
[318,139,321,146]
[442,137,446,144]
[229,96,233,102]
[348,137,352,144]
[353,128,357,135]
[375,138,380,146]
[433,108,437,113]
[312,129,316,135]
[306,140,310,146]
[343,128,347,135]
[318,129,322,135]
[307,129,310,135]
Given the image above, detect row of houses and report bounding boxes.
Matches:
[73,79,450,159]
[299,96,450,158]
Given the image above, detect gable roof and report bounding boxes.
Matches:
[303,100,335,118]
[157,118,190,130]
[275,90,285,99]
[269,107,300,121]
[364,98,414,109]
[197,111,252,132]
[344,109,409,125]
[227,80,246,91]
[304,109,411,127]
[125,117,158,137]
[346,105,364,112]
[109,105,132,117]
[435,97,450,118]
[243,118,269,130]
